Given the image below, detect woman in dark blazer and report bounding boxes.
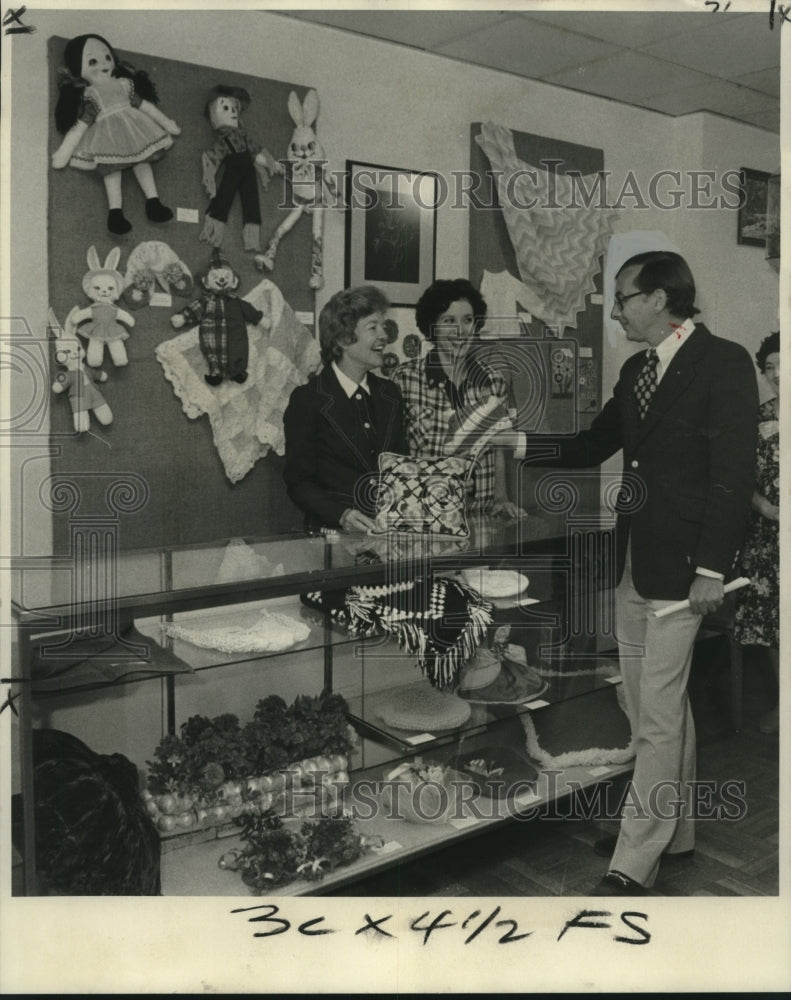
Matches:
[283,285,407,532]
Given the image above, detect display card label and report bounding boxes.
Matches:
[406,733,435,745]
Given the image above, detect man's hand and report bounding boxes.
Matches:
[688,575,724,617]
[339,508,376,533]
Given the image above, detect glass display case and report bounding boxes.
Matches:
[10,512,633,896]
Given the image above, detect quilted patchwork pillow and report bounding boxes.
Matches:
[372,452,473,536]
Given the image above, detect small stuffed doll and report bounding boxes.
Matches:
[52,33,181,235]
[255,89,337,289]
[72,246,135,368]
[199,85,284,253]
[170,249,264,387]
[49,307,113,434]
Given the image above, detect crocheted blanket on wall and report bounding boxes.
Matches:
[301,576,493,690]
[475,121,619,334]
[156,278,321,483]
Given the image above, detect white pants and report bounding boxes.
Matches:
[609,549,701,887]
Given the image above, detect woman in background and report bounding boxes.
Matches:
[391,278,522,517]
[734,331,780,734]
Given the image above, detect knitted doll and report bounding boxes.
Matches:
[49,307,113,434]
[72,245,134,367]
[170,249,264,387]
[52,33,180,235]
[199,85,283,253]
[255,89,337,289]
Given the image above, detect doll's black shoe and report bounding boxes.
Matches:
[231,372,248,384]
[204,374,223,387]
[145,198,174,223]
[108,209,132,235]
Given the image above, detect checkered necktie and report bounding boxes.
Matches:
[634,348,659,419]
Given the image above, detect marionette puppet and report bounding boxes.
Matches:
[49,308,113,434]
[199,86,284,254]
[255,89,337,290]
[71,246,135,367]
[52,33,181,235]
[171,249,264,387]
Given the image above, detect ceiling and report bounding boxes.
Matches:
[284,8,781,133]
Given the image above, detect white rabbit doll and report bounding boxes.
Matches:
[255,89,337,290]
[72,246,135,367]
[49,307,113,434]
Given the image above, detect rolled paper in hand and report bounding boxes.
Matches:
[653,577,751,618]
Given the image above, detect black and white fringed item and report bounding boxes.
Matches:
[303,578,493,690]
[347,577,493,689]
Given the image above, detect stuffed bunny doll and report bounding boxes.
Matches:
[52,33,180,235]
[255,89,336,289]
[49,307,113,434]
[170,248,264,387]
[199,85,284,253]
[72,246,135,368]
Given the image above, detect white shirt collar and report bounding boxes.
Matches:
[653,317,696,378]
[332,361,370,398]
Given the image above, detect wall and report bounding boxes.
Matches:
[4,8,780,760]
[8,7,780,562]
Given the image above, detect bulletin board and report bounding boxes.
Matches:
[468,124,606,515]
[47,37,317,552]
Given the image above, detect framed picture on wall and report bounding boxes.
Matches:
[345,160,437,305]
[737,167,770,247]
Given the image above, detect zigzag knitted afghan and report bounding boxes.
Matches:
[301,577,493,690]
[475,121,619,334]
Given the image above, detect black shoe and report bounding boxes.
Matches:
[230,371,248,384]
[108,209,131,235]
[590,870,646,896]
[145,197,174,223]
[204,374,223,387]
[594,834,695,861]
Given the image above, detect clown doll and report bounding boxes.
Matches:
[52,33,180,235]
[199,85,284,253]
[170,249,264,387]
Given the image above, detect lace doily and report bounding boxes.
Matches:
[163,608,310,654]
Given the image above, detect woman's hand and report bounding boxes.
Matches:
[491,499,528,520]
[339,508,376,533]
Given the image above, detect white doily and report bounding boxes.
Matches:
[163,608,310,654]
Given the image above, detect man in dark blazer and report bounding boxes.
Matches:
[283,285,407,533]
[535,251,758,894]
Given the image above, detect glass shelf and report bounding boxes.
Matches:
[10,512,575,626]
[345,656,620,766]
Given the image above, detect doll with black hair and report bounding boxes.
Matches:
[52,33,181,235]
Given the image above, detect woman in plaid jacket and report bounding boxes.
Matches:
[391,278,522,516]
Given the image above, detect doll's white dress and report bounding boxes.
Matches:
[70,77,173,172]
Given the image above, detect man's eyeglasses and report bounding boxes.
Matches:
[614,290,644,310]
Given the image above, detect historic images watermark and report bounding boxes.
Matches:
[278,162,748,213]
[269,774,748,825]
